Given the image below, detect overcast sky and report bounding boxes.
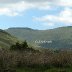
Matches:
[0,0,72,30]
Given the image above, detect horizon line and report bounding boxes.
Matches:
[1,26,72,30]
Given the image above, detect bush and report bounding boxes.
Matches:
[10,41,36,52]
[0,49,16,72]
[0,46,72,71]
[10,41,28,50]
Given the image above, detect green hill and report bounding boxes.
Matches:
[5,26,72,49]
[0,29,17,48]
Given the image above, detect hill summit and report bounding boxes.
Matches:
[6,26,72,49]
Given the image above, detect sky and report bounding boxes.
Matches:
[0,0,72,30]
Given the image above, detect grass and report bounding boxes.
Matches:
[16,66,48,72]
[16,66,72,72]
[0,29,18,48]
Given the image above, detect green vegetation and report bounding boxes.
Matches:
[10,41,36,52]
[16,67,72,72]
[0,29,18,48]
[0,41,72,72]
[0,27,72,72]
[6,26,72,48]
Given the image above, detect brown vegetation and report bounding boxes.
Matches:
[0,41,72,71]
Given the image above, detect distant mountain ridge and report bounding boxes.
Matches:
[8,27,34,30]
[5,26,72,48]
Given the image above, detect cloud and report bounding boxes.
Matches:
[46,0,72,7]
[0,1,33,16]
[0,1,51,16]
[56,0,72,7]
[33,2,51,10]
[59,7,72,24]
[0,0,53,3]
[33,7,72,26]
[43,22,54,26]
[0,0,72,16]
[0,0,72,7]
[21,0,72,7]
[0,8,18,16]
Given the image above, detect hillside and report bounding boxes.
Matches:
[0,29,18,48]
[5,26,72,48]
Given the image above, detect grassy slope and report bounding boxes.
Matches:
[16,67,72,72]
[5,26,72,48]
[0,29,18,48]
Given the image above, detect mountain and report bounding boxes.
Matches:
[5,26,72,49]
[0,29,17,48]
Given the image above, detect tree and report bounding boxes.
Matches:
[10,41,29,50]
[15,42,21,50]
[10,40,36,52]
[10,42,21,50]
[21,40,28,49]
